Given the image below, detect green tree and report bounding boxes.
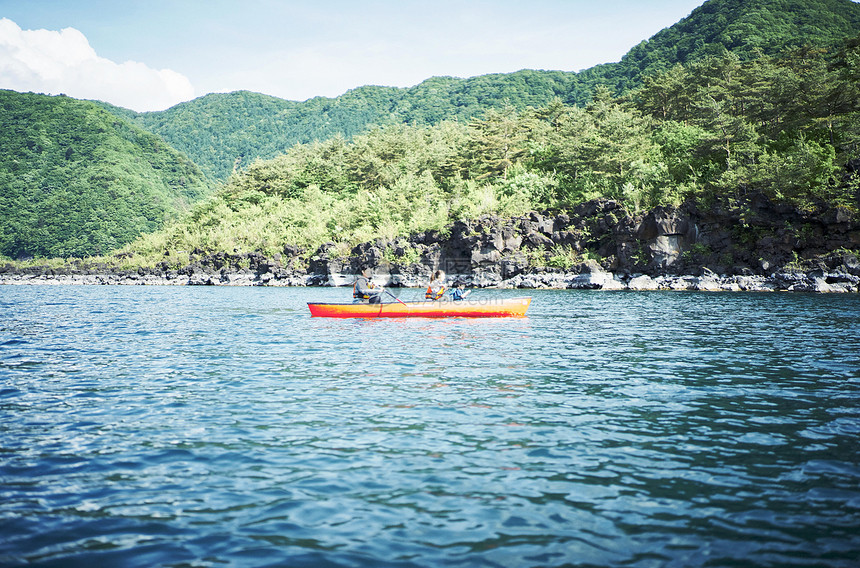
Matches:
[0,90,210,258]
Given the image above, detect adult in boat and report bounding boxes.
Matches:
[353,268,382,304]
[425,270,447,301]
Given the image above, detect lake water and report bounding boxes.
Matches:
[1,285,859,567]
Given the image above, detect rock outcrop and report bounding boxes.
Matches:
[3,195,859,292]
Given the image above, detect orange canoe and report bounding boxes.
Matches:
[308,297,531,318]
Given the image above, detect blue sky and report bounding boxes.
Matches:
[1,0,708,111]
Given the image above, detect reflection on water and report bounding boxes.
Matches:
[1,286,859,567]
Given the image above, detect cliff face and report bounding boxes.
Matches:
[3,195,860,292]
[299,195,860,292]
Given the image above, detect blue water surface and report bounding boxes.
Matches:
[1,285,859,567]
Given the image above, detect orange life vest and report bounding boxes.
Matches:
[425,284,446,300]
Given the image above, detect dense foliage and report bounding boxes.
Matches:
[113,0,860,182]
[4,0,860,263]
[121,71,582,181]
[120,39,859,265]
[0,91,210,258]
[585,0,860,93]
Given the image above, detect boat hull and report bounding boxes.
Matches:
[308,297,531,318]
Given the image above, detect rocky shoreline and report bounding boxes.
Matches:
[2,269,857,293]
[3,196,859,293]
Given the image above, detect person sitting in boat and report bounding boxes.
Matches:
[353,268,382,304]
[450,281,470,301]
[425,270,447,301]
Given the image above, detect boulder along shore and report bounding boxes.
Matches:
[3,196,859,293]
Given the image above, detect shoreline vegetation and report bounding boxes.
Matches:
[3,196,859,293]
[3,2,860,290]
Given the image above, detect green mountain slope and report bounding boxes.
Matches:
[4,0,859,262]
[0,90,211,258]
[126,70,581,181]
[117,0,860,182]
[117,37,860,266]
[132,88,399,181]
[587,0,860,92]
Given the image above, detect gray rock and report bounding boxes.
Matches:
[628,275,658,290]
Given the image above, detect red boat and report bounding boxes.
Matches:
[308,297,531,318]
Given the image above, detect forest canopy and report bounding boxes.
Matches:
[121,39,860,265]
[117,0,860,183]
[0,91,210,259]
[3,0,860,262]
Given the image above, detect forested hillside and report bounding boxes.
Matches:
[126,71,582,180]
[119,0,860,182]
[583,0,860,92]
[3,0,860,262]
[119,39,860,267]
[0,91,210,258]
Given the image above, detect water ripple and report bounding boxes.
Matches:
[1,286,859,566]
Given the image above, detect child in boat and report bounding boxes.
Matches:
[425,270,446,300]
[450,281,470,301]
[353,267,382,304]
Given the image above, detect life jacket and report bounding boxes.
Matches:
[425,284,446,300]
[353,277,373,299]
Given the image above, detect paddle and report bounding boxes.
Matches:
[382,288,409,307]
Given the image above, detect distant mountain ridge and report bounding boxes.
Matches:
[112,0,860,181]
[586,0,860,91]
[3,0,860,259]
[118,70,582,180]
[0,90,209,258]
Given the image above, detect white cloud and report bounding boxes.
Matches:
[0,18,194,112]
